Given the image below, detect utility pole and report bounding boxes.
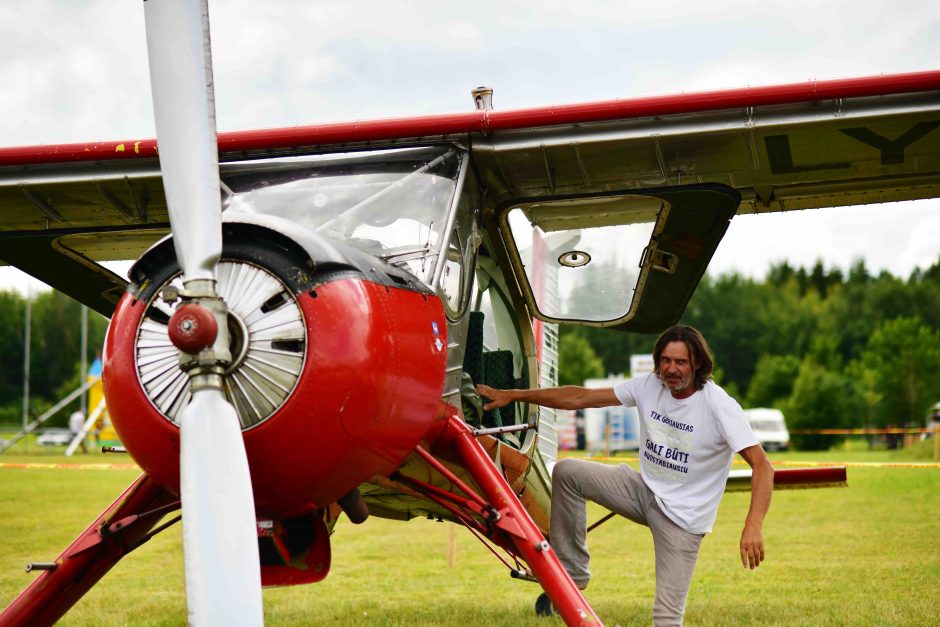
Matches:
[80,305,88,416]
[22,283,31,439]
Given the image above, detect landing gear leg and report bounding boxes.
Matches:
[436,409,601,625]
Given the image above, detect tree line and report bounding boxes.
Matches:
[0,289,108,427]
[3,257,940,449]
[560,258,940,449]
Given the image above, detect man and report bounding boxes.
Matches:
[476,325,773,626]
[68,409,88,454]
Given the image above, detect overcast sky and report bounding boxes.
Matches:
[2,0,939,294]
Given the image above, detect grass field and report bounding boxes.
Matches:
[1,438,938,626]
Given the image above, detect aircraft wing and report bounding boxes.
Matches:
[1,70,938,317]
[470,72,940,213]
[0,157,168,316]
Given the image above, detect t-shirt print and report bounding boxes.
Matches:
[642,408,694,483]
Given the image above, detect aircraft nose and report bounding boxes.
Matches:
[106,225,448,516]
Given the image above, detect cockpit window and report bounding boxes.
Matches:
[499,185,740,332]
[220,146,462,281]
[503,195,661,322]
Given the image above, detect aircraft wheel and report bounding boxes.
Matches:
[534,592,555,617]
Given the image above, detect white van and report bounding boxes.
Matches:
[743,408,790,451]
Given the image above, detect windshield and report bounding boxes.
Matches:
[220,146,462,280]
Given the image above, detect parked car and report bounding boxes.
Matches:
[743,408,790,451]
[36,428,72,447]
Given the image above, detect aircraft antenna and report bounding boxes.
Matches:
[472,86,494,110]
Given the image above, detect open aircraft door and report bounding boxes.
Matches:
[498,184,740,333]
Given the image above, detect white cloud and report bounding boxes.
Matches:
[2,0,939,292]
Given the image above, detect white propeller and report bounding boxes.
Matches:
[143,1,263,624]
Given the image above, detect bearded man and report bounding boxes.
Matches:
[476,325,773,626]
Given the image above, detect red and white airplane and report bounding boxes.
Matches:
[1,1,936,625]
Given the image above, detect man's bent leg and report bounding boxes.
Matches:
[647,504,703,627]
[550,459,647,588]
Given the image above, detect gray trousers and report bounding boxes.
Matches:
[550,458,703,627]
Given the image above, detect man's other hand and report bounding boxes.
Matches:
[475,384,512,411]
[740,522,765,569]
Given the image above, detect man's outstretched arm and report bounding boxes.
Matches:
[738,444,774,570]
[474,384,620,411]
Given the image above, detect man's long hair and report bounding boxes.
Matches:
[652,325,714,391]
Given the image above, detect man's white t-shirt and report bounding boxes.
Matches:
[613,373,758,534]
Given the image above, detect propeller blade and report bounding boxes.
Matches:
[180,388,263,625]
[143,1,263,624]
[144,0,222,282]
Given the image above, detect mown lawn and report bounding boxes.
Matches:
[1,442,937,626]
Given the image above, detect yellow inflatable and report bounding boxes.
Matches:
[88,357,120,447]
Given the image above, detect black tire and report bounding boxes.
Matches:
[534,592,555,617]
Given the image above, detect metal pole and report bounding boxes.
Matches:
[22,284,31,437]
[447,525,457,569]
[934,424,939,464]
[80,306,88,416]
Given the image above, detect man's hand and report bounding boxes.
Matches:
[737,443,773,570]
[740,521,765,569]
[474,384,513,411]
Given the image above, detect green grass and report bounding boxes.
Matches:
[1,447,938,626]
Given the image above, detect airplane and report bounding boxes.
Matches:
[1,0,937,624]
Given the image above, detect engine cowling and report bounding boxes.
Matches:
[103,224,448,517]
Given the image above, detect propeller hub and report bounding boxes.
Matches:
[168,303,219,354]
